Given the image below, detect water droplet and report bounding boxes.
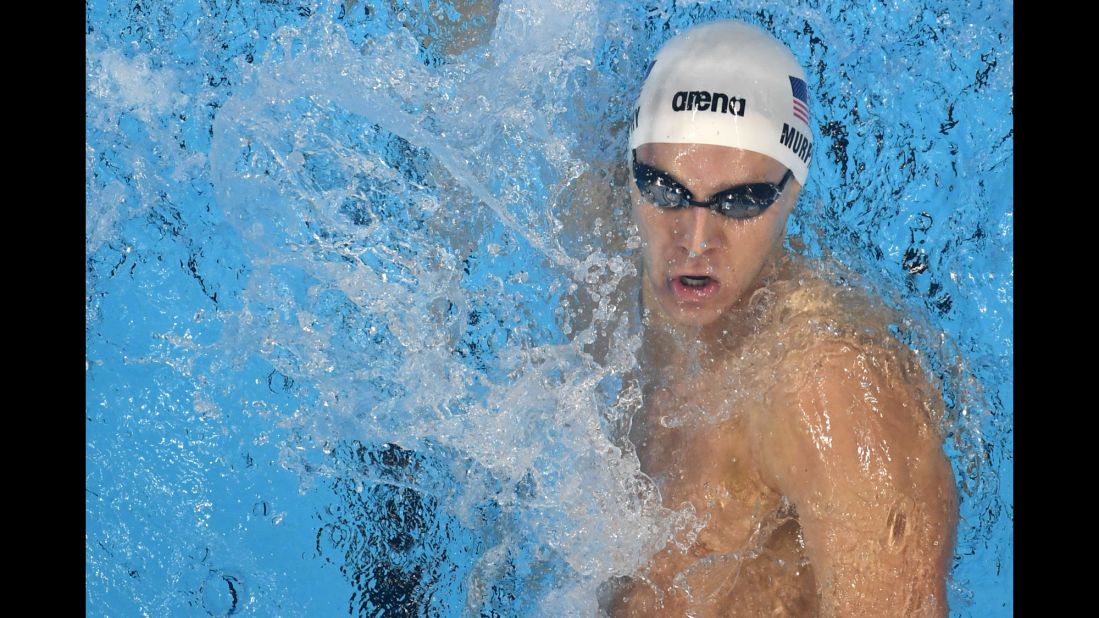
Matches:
[201,571,245,616]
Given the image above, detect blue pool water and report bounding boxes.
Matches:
[86,0,1012,615]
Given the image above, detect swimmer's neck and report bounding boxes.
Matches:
[638,300,752,373]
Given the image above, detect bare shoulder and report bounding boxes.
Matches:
[744,270,958,615]
[748,268,953,498]
[757,335,948,491]
[745,263,948,484]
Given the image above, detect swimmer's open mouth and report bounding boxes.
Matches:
[670,274,719,300]
[679,275,712,288]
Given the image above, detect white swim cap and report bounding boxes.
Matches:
[629,20,814,185]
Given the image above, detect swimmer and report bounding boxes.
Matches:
[604,21,958,617]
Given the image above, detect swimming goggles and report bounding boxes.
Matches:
[632,150,794,219]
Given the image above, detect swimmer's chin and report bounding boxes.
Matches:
[645,289,728,328]
[665,307,727,328]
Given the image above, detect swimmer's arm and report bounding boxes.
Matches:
[755,342,958,618]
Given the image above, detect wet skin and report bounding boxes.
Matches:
[609,144,958,617]
[632,143,799,333]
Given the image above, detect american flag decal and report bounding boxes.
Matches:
[789,76,809,125]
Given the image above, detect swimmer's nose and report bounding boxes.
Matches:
[677,206,723,257]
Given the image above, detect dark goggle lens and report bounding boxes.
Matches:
[639,177,689,209]
[713,185,778,218]
[633,155,791,220]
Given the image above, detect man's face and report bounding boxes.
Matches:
[631,143,801,327]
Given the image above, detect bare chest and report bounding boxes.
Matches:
[631,381,783,558]
[612,376,819,616]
